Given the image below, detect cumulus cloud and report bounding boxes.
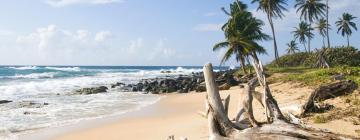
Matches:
[193,23,222,32]
[16,25,112,49]
[95,31,113,42]
[45,0,123,7]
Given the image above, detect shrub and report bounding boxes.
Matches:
[269,46,360,67]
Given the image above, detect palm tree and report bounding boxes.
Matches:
[325,0,330,47]
[286,40,299,54]
[292,21,314,52]
[335,13,358,46]
[251,0,287,65]
[295,0,326,52]
[214,2,270,75]
[315,18,330,48]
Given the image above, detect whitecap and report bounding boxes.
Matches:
[7,66,38,70]
[45,67,81,72]
[9,72,57,79]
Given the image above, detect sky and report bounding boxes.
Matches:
[0,0,359,66]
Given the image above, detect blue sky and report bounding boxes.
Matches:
[0,0,359,66]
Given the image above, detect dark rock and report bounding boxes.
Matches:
[75,86,108,95]
[219,83,231,90]
[195,85,206,92]
[111,82,125,88]
[0,100,12,104]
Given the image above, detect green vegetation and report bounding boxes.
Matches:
[251,0,288,64]
[268,46,360,67]
[214,1,269,75]
[267,66,360,87]
[295,0,327,52]
[336,13,358,46]
[313,115,327,123]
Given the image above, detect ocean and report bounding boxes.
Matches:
[0,66,225,139]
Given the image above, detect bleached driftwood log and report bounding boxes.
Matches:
[203,63,356,140]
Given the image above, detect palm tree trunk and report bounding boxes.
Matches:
[267,15,280,66]
[347,34,350,47]
[308,21,312,53]
[322,36,325,48]
[240,56,248,75]
[326,0,331,48]
[246,57,252,74]
[303,43,307,52]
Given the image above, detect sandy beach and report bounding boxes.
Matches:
[20,82,360,140]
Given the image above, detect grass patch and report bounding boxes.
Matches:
[266,66,360,87]
[313,115,328,123]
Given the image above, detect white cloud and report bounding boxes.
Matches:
[45,0,123,7]
[16,25,102,49]
[193,23,222,32]
[95,31,113,42]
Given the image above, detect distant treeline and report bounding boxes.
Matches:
[268,46,360,67]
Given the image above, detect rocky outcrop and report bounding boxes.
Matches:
[75,86,108,95]
[71,69,246,95]
[113,69,245,94]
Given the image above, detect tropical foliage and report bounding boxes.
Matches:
[335,13,358,46]
[292,21,314,52]
[315,18,330,47]
[214,1,269,74]
[268,46,360,67]
[286,40,299,54]
[295,0,326,52]
[251,0,287,64]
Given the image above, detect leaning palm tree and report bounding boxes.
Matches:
[335,13,358,46]
[315,18,330,48]
[286,40,299,54]
[295,0,326,52]
[251,0,288,65]
[292,21,314,52]
[215,2,270,75]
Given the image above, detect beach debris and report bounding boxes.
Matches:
[74,86,108,95]
[301,80,358,116]
[203,63,356,139]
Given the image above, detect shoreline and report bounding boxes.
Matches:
[18,94,166,140]
[19,82,360,140]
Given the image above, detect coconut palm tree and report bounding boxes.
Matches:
[251,0,288,65]
[214,2,270,74]
[295,0,326,52]
[292,21,314,52]
[325,0,330,47]
[335,13,358,46]
[315,18,330,48]
[286,40,299,54]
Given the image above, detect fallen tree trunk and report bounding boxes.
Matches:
[301,80,358,116]
[203,63,356,139]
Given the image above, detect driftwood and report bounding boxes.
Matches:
[203,63,356,139]
[301,80,358,116]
